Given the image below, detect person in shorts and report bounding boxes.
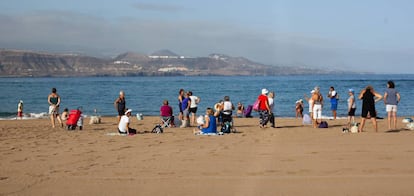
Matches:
[48,87,63,128]
[384,81,401,130]
[327,86,338,120]
[347,89,357,127]
[188,91,200,126]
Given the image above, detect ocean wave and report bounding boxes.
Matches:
[0,112,49,120]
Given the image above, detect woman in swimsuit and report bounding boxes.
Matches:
[48,87,63,128]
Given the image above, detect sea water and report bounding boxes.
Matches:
[0,74,413,119]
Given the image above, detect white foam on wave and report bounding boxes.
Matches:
[0,112,49,120]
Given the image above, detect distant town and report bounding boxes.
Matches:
[0,49,347,77]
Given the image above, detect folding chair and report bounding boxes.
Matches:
[161,116,173,128]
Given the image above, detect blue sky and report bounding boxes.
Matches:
[0,0,413,73]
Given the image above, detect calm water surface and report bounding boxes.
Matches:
[0,74,413,119]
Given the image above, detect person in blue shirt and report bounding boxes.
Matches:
[180,92,191,127]
[194,108,217,134]
[327,86,338,120]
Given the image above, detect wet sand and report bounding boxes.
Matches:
[1,116,414,195]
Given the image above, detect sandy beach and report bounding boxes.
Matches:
[1,116,414,195]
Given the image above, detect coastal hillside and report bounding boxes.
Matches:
[1,49,334,77]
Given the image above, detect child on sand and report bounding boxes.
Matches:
[61,108,69,121]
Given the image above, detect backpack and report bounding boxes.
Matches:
[318,121,328,128]
[151,124,163,134]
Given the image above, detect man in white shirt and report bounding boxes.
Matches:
[188,91,200,126]
[118,109,136,135]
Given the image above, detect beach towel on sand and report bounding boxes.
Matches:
[195,132,223,136]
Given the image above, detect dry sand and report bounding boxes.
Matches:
[1,116,414,196]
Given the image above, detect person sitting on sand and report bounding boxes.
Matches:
[194,108,217,134]
[61,108,69,121]
[236,102,244,118]
[118,109,136,135]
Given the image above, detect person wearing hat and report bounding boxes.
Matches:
[118,109,136,135]
[17,100,23,119]
[347,89,357,127]
[311,86,323,128]
[257,88,271,128]
[295,99,304,119]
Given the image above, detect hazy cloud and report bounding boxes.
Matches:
[131,2,185,12]
[0,10,413,73]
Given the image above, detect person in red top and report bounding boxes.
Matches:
[257,88,271,128]
[160,100,175,127]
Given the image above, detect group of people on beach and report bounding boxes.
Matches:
[301,81,401,132]
[42,79,401,134]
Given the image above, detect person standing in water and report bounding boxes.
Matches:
[17,100,23,119]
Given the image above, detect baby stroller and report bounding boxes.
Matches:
[220,110,235,134]
[66,107,83,130]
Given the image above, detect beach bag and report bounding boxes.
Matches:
[243,105,253,118]
[318,121,328,128]
[350,123,359,133]
[302,114,312,125]
[151,124,163,134]
[252,99,260,111]
[402,118,413,123]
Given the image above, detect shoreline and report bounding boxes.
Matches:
[1,112,395,121]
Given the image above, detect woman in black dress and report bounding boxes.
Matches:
[358,86,383,132]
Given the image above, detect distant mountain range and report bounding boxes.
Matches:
[0,49,345,77]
